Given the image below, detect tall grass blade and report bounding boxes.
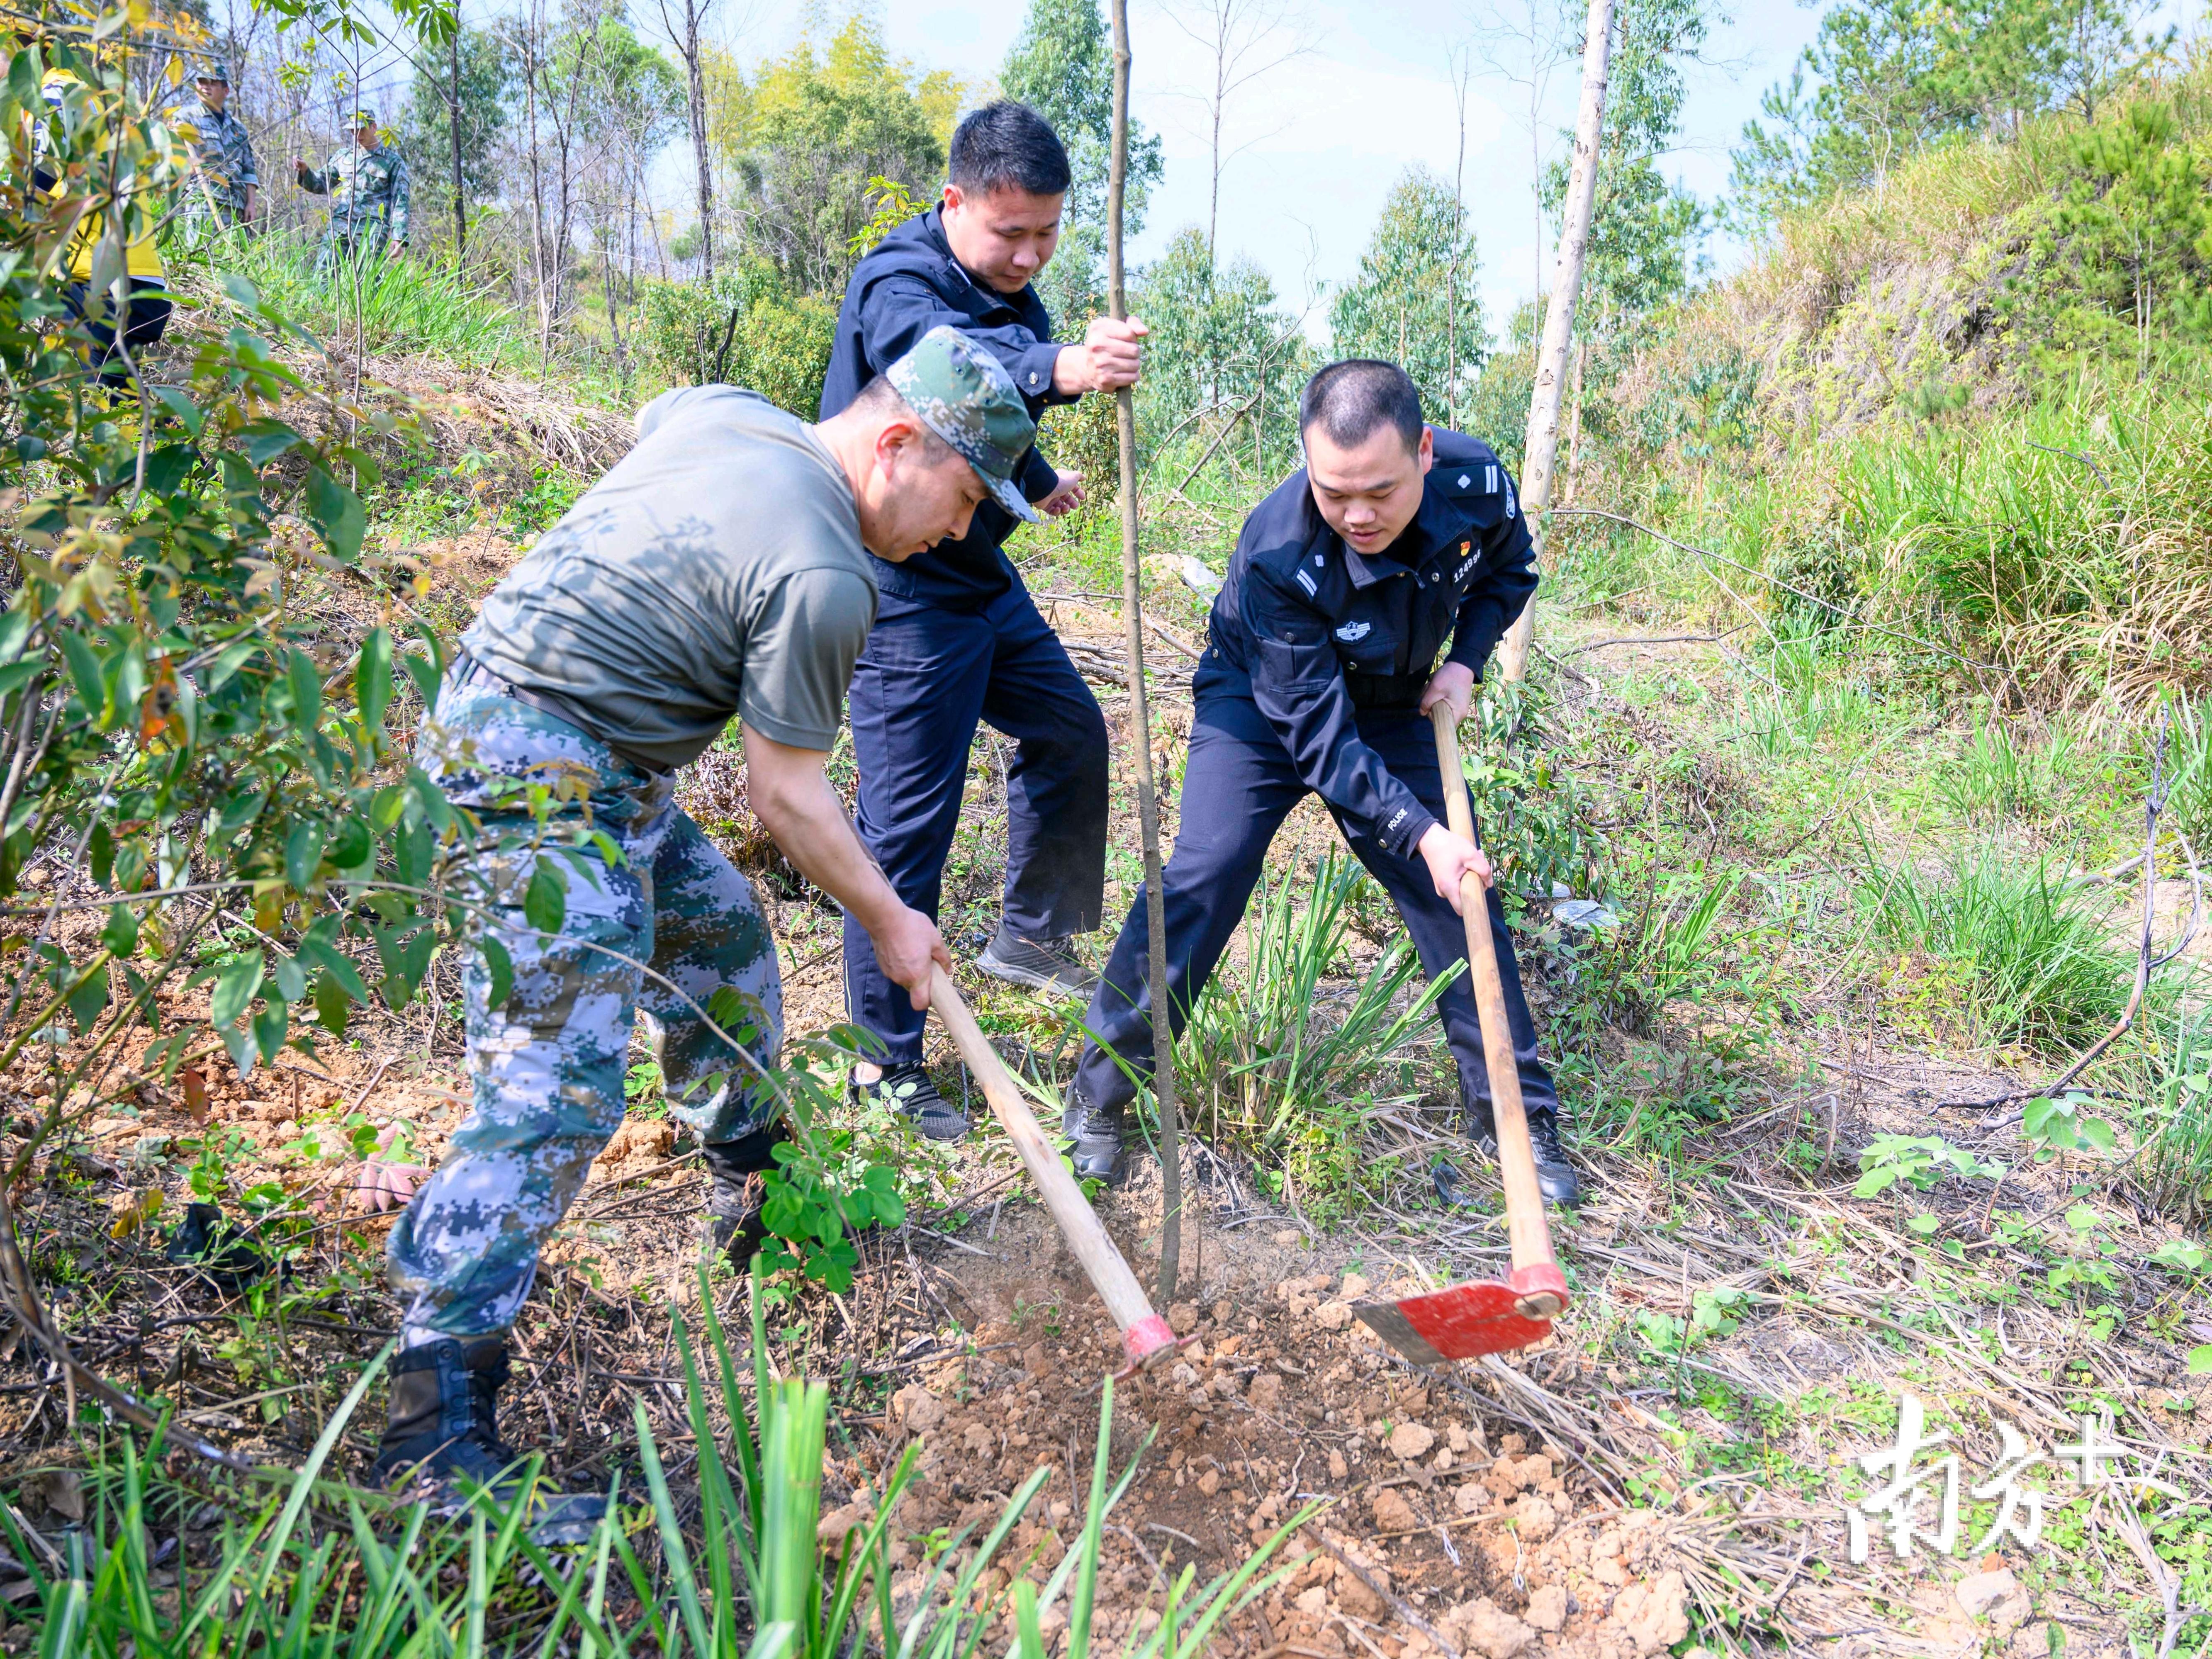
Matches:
[1068,1375,1114,1657]
[674,1308,753,1641]
[759,1377,829,1647]
[635,1396,717,1658]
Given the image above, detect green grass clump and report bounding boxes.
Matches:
[1163,852,1458,1214]
[192,230,536,372]
[1861,847,2132,1053]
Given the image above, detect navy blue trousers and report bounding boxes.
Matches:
[1073,691,1558,1123]
[844,582,1110,1063]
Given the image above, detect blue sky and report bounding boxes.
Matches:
[730,0,1833,341]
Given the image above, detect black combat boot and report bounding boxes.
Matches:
[701,1120,790,1264]
[1061,1084,1127,1184]
[375,1337,603,1543]
[976,924,1099,998]
[375,1337,513,1488]
[849,1061,968,1141]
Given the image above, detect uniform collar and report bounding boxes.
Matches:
[1342,545,1398,589]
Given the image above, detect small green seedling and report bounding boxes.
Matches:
[1690,1287,1752,1340]
[2149,1239,2206,1275]
[2022,1092,2115,1159]
[1854,1134,2003,1198]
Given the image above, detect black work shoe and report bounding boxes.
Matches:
[374,1338,604,1544]
[852,1062,968,1141]
[1524,1109,1581,1207]
[1455,1103,1583,1209]
[1061,1085,1127,1184]
[976,924,1099,998]
[702,1122,789,1265]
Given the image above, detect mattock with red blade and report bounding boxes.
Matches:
[1352,704,1572,1363]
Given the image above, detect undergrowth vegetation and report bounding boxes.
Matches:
[14,1276,1312,1657]
[181,229,539,373]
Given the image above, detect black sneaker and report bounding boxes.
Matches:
[1451,1102,1582,1209]
[976,924,1098,998]
[374,1338,604,1545]
[1061,1083,1127,1184]
[851,1062,968,1141]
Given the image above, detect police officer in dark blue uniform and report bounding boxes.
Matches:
[820,101,1148,1136]
[1064,359,1579,1206]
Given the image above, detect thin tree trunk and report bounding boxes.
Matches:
[685,0,713,281]
[1448,48,1468,428]
[1562,336,1587,504]
[449,19,467,263]
[1110,0,1182,1305]
[1497,0,1612,683]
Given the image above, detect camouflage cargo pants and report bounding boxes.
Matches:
[387,666,783,1338]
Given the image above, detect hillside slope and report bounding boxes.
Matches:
[1578,54,2212,708]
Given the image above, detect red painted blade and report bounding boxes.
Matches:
[1352,1282,1553,1362]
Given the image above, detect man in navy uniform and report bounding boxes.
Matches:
[1063,359,1579,1206]
[820,100,1145,1136]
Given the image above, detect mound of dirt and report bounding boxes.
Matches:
[837,1194,1699,1659]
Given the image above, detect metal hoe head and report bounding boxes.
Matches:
[1351,1269,1568,1364]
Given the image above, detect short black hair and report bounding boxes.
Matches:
[1299,360,1425,453]
[948,100,1072,198]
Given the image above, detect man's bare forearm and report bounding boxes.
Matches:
[740,725,902,930]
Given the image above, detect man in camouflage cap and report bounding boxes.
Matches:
[176,62,258,232]
[374,327,1032,1531]
[296,106,409,268]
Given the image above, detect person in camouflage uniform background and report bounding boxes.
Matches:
[175,63,258,232]
[296,107,408,266]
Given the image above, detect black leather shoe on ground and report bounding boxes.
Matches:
[976,925,1099,998]
[1456,1102,1583,1209]
[374,1337,603,1544]
[851,1061,969,1141]
[702,1121,789,1265]
[1060,1086,1127,1183]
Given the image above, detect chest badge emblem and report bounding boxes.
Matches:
[1335,621,1372,642]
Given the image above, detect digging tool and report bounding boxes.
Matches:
[1350,706,1571,1363]
[927,966,1178,1372]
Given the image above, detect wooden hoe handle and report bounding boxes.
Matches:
[1428,705,1568,1318]
[927,966,1178,1367]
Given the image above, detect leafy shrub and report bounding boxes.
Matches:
[636,264,836,417]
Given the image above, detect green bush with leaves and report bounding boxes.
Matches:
[635,266,836,416]
[0,21,905,1405]
[0,37,460,1095]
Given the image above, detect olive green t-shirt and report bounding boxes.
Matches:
[463,387,877,770]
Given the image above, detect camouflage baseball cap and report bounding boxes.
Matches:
[196,61,230,84]
[884,326,1040,523]
[348,107,377,127]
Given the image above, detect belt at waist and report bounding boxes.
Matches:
[1341,668,1428,708]
[450,650,671,778]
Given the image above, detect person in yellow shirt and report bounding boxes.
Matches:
[39,64,171,390]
